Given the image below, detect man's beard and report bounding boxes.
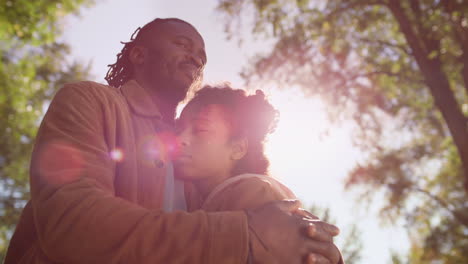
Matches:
[155,74,201,106]
[146,56,203,106]
[181,71,203,104]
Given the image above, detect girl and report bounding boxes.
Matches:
[173,84,297,213]
[173,84,345,264]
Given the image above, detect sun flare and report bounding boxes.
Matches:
[265,87,330,177]
[262,86,357,204]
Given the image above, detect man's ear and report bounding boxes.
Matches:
[231,138,248,161]
[128,45,147,66]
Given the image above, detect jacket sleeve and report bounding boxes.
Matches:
[29,83,249,264]
[211,177,298,211]
[210,177,345,264]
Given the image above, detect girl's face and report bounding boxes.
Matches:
[174,103,244,181]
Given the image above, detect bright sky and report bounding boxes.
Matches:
[62,0,410,263]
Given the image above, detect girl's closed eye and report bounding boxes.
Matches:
[193,126,209,135]
[174,121,185,135]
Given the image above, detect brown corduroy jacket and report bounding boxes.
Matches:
[186,174,345,264]
[188,174,298,264]
[196,174,297,212]
[4,80,249,264]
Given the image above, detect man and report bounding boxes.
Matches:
[5,18,343,264]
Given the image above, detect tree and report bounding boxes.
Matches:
[0,0,94,260]
[216,0,468,262]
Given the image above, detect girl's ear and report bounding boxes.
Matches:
[230,138,248,161]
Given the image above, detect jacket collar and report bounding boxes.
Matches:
[120,79,162,119]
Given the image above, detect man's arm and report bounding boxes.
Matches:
[247,200,343,264]
[31,83,343,264]
[29,83,249,264]
[204,176,344,264]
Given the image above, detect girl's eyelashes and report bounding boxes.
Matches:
[193,128,209,134]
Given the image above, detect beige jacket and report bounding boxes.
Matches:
[187,174,344,264]
[5,80,249,264]
[199,174,297,212]
[187,174,297,264]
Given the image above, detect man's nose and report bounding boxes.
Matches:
[187,52,204,69]
[191,57,203,70]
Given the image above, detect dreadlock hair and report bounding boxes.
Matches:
[186,84,279,176]
[105,18,197,88]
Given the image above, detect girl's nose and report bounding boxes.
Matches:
[172,131,189,158]
[176,131,189,147]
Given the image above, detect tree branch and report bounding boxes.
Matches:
[439,0,468,96]
[409,0,422,18]
[412,187,468,227]
[350,70,425,84]
[358,37,412,55]
[326,0,387,20]
[389,0,468,193]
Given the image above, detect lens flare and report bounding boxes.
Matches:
[36,141,84,186]
[110,148,124,162]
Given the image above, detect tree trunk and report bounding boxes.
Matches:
[388,0,468,192]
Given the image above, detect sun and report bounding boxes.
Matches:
[262,87,348,199]
[265,87,329,173]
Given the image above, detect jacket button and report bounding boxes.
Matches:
[155,159,165,168]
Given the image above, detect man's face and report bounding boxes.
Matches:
[141,21,207,103]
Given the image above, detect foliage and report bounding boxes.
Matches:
[217,0,468,262]
[0,0,94,260]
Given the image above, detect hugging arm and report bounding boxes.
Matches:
[204,177,344,264]
[28,84,249,264]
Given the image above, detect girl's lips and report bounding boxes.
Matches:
[175,153,192,163]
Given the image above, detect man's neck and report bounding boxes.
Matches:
[150,94,177,124]
[135,78,178,124]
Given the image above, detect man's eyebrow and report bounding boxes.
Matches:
[174,35,192,42]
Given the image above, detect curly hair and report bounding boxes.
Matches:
[105,18,196,88]
[186,84,279,176]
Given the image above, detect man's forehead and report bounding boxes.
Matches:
[161,20,205,45]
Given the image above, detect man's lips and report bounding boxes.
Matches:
[179,62,201,79]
